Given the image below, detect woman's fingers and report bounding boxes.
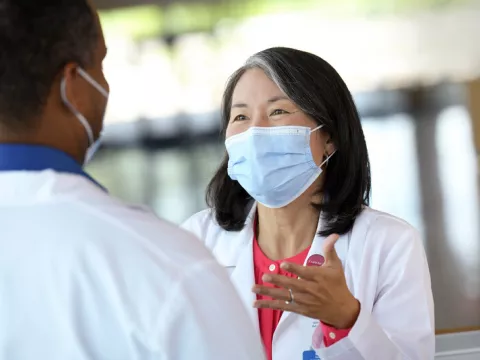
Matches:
[260,273,315,292]
[279,262,320,280]
[253,299,309,317]
[252,285,291,301]
[252,284,315,306]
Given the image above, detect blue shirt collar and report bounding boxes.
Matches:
[0,144,105,191]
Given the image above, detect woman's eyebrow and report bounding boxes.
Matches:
[267,95,289,103]
[231,102,247,109]
[232,96,290,108]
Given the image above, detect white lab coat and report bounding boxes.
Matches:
[182,203,435,360]
[0,170,265,360]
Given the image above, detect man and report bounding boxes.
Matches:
[0,1,265,359]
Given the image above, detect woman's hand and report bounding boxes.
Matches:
[252,234,360,329]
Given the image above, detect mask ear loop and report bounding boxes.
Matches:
[77,68,109,99]
[60,77,94,146]
[320,149,337,169]
[310,124,325,133]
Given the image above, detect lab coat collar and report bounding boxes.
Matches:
[0,144,105,191]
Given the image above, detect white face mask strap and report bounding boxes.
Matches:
[60,77,94,145]
[310,124,324,133]
[319,149,337,168]
[77,68,109,99]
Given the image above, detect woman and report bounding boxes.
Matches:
[182,47,434,360]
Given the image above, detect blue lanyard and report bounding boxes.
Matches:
[0,144,105,191]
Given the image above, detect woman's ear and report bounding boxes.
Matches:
[324,136,336,158]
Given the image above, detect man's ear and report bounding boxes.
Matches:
[60,63,83,110]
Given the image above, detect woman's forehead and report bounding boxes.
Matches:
[232,68,287,104]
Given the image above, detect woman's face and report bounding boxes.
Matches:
[226,67,332,167]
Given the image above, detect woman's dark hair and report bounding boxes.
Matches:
[206,47,371,236]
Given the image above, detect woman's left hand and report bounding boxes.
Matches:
[252,234,360,329]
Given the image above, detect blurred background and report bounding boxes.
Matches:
[90,0,480,350]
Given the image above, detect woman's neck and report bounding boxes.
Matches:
[256,199,320,261]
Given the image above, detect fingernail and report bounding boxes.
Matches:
[262,274,272,282]
[280,263,288,269]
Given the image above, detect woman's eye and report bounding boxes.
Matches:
[232,114,248,122]
[270,109,288,116]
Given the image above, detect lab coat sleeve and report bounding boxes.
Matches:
[313,224,435,360]
[158,259,266,360]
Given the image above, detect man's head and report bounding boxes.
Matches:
[0,0,109,162]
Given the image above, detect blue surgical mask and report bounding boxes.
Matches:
[225,125,335,208]
[60,67,109,164]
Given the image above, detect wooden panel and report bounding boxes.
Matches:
[436,327,480,335]
[467,79,480,171]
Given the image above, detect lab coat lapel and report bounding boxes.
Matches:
[229,204,260,336]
